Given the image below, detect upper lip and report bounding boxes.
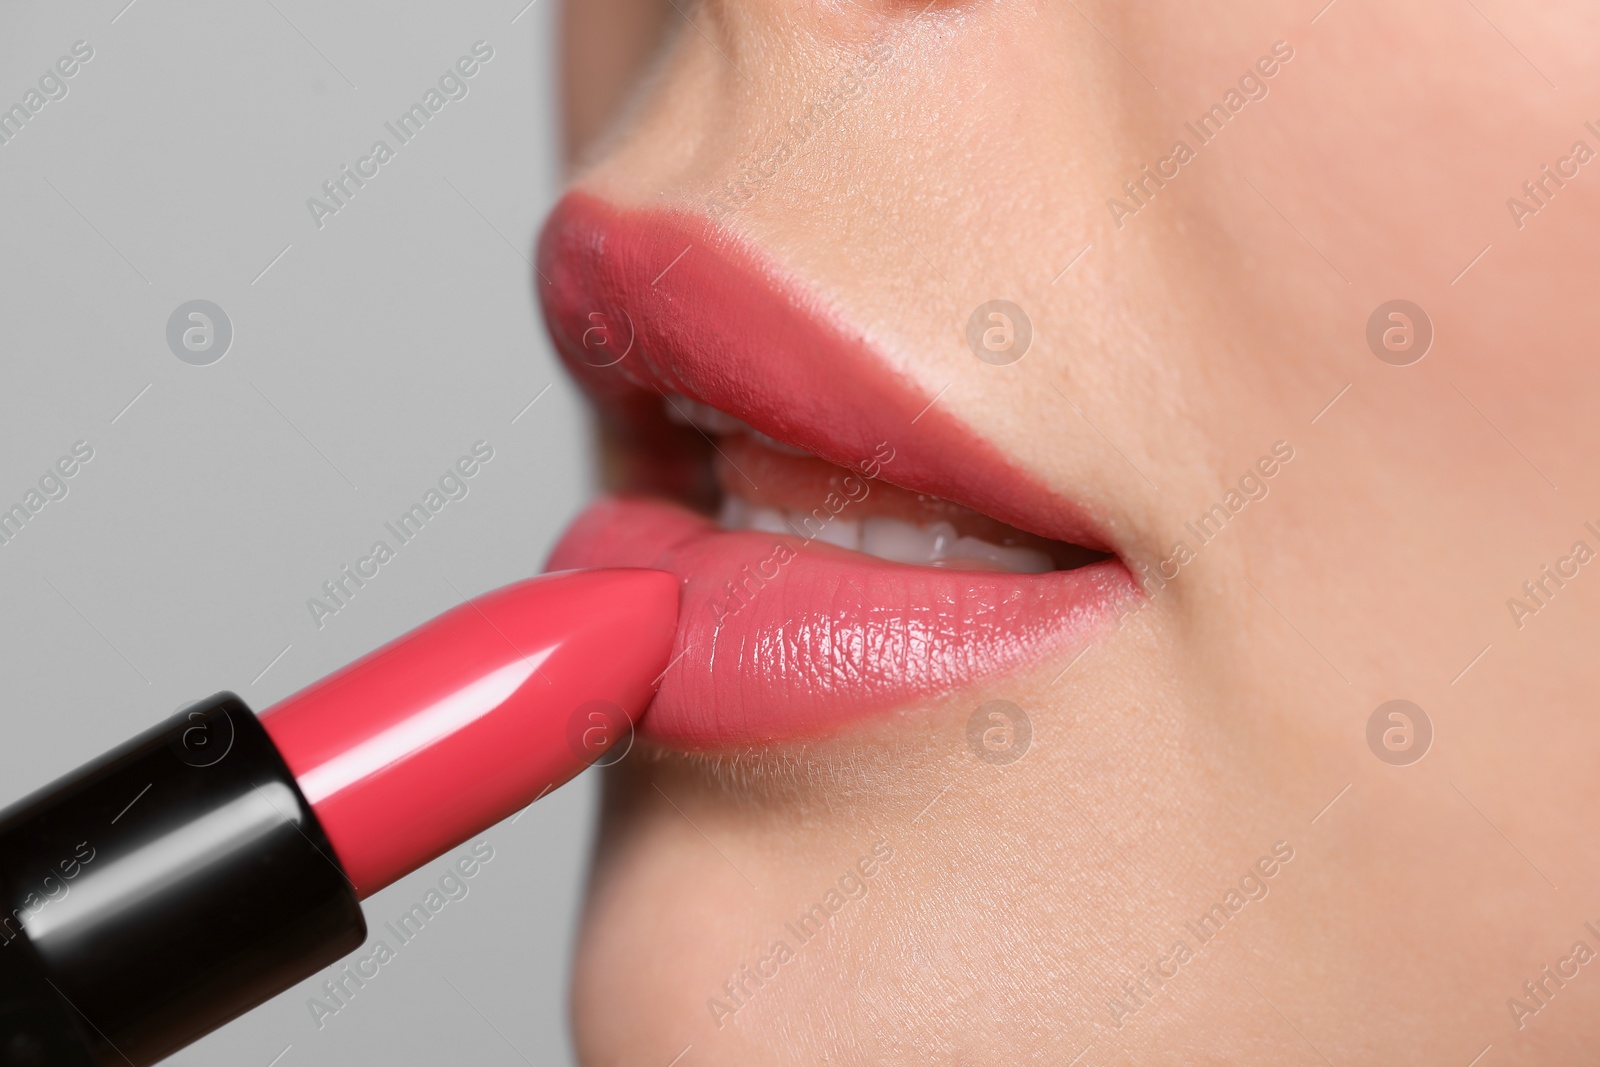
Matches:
[536,190,1135,748]
[536,191,1113,553]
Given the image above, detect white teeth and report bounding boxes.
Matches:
[717,495,750,528]
[745,428,812,458]
[665,395,746,435]
[748,507,793,536]
[810,517,861,551]
[719,496,797,535]
[662,395,811,456]
[690,400,1055,574]
[942,536,1054,574]
[721,503,1054,574]
[860,516,941,565]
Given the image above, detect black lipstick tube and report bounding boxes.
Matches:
[0,695,364,1066]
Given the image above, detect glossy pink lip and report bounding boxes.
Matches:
[538,192,1137,748]
[548,497,1131,747]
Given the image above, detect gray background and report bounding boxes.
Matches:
[0,1,595,1063]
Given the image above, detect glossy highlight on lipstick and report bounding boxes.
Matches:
[262,568,680,898]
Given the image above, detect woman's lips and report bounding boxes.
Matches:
[547,497,1135,748]
[535,190,1139,747]
[536,191,1111,550]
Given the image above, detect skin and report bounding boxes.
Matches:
[554,2,1600,1063]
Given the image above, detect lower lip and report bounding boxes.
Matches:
[0,569,678,1067]
[548,496,1138,748]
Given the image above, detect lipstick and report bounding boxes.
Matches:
[0,568,678,1066]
